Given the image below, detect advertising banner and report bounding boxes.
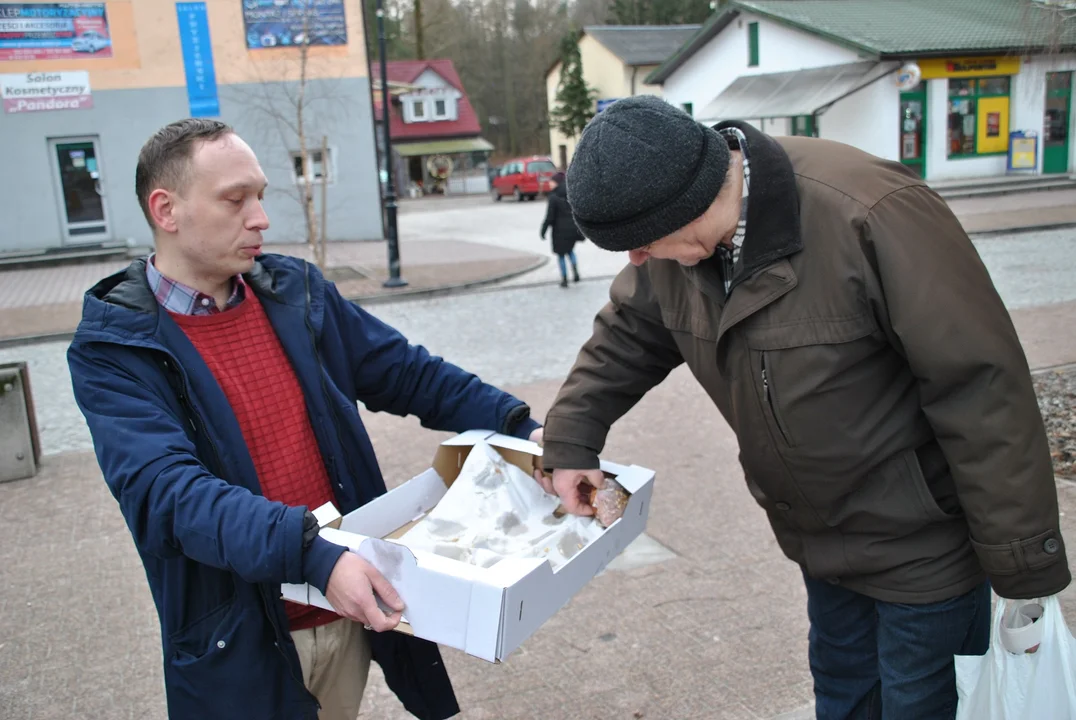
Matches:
[242,0,347,49]
[177,2,219,117]
[0,3,111,61]
[1,70,92,113]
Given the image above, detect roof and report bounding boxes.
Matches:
[732,0,1076,56]
[370,59,482,140]
[583,25,702,66]
[648,0,1076,85]
[393,137,495,157]
[697,61,898,122]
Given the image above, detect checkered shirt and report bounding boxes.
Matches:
[716,126,751,294]
[145,254,246,315]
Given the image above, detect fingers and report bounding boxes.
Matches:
[357,590,400,632]
[364,561,405,612]
[554,470,598,516]
[533,468,555,495]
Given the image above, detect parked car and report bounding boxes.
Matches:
[71,31,111,53]
[491,156,557,202]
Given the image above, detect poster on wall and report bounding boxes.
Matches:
[0,3,111,61]
[242,0,346,49]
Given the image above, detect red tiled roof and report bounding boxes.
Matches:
[370,58,483,140]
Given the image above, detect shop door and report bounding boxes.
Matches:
[899,82,928,179]
[49,137,110,244]
[1044,71,1072,174]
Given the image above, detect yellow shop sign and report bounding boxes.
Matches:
[919,56,1021,79]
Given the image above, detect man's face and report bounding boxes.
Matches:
[164,134,270,278]
[627,153,742,267]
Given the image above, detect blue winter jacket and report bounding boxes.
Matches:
[67,255,540,720]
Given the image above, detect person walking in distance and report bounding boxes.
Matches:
[540,171,582,287]
[68,118,542,720]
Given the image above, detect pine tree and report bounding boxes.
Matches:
[550,32,596,139]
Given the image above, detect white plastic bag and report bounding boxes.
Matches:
[956,595,1076,720]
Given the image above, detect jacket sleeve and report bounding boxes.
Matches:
[325,285,539,439]
[67,342,344,593]
[542,263,684,470]
[541,196,556,239]
[862,185,1069,599]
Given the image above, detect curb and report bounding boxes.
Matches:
[346,255,549,306]
[967,221,1076,238]
[0,256,551,350]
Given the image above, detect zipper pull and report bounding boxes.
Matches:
[761,354,770,401]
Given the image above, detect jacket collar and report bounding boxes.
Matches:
[74,255,300,347]
[712,120,803,284]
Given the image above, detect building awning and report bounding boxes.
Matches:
[393,137,494,157]
[698,61,899,123]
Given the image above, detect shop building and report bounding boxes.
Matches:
[1,0,382,256]
[648,0,1076,181]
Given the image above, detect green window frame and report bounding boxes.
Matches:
[947,76,1010,158]
[791,115,814,136]
[748,22,759,67]
[681,102,694,117]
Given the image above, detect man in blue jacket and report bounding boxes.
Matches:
[68,118,541,720]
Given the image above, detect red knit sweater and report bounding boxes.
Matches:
[171,296,341,632]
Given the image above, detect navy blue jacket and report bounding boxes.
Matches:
[68,255,540,719]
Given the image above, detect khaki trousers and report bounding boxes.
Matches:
[292,618,373,720]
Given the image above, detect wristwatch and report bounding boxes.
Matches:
[301,509,320,549]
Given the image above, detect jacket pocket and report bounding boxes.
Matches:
[839,447,963,576]
[170,593,240,662]
[760,351,793,446]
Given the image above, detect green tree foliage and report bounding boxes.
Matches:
[549,31,596,138]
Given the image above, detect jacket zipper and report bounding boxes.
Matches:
[163,359,319,712]
[761,352,792,446]
[303,265,360,497]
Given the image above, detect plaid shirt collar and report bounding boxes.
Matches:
[716,126,751,294]
[145,254,246,315]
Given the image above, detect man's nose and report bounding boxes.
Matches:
[628,249,649,266]
[247,201,270,231]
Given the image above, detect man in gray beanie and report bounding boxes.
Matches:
[532,95,1069,718]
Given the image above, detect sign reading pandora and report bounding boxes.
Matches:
[1,70,92,113]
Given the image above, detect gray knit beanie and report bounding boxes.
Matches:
[566,95,730,251]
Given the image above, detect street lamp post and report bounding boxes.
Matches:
[376,0,407,288]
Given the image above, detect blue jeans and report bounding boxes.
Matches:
[804,572,990,720]
[556,250,578,279]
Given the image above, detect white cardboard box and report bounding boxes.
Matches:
[281,430,655,662]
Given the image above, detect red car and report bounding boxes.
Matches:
[491,156,558,201]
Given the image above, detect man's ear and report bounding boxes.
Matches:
[147,188,179,234]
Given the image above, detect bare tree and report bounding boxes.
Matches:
[226,9,347,269]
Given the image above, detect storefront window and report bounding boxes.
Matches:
[948,76,1011,157]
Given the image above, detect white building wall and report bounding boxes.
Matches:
[662,13,864,122]
[819,78,900,161]
[1014,54,1076,173]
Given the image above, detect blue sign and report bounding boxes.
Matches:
[596,98,620,112]
[1007,130,1038,172]
[242,0,347,49]
[176,2,219,117]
